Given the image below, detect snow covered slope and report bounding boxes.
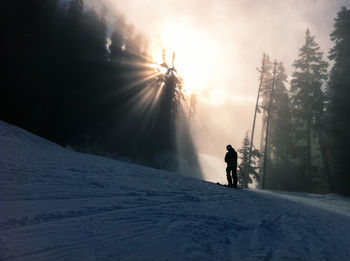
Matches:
[1,120,350,261]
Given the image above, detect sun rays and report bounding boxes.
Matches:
[150,22,217,96]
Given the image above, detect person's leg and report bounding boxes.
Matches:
[232,167,238,188]
[226,167,233,186]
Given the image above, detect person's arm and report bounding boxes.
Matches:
[224,153,228,163]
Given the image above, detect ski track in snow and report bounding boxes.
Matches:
[0,120,350,261]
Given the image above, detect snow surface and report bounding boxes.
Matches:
[1,120,350,261]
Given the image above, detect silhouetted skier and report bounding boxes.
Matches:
[225,145,238,188]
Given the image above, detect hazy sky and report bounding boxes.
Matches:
[101,0,349,165]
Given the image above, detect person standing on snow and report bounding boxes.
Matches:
[225,145,238,188]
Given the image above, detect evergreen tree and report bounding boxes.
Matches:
[238,132,261,188]
[270,63,293,161]
[0,0,63,137]
[290,28,328,192]
[106,16,155,159]
[328,7,350,195]
[266,62,300,190]
[149,51,185,168]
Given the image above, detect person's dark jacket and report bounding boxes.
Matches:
[225,148,237,168]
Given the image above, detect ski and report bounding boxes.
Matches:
[216,182,242,189]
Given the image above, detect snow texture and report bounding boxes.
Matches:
[1,120,350,261]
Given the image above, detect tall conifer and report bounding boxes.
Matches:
[290,29,328,192]
[328,7,350,195]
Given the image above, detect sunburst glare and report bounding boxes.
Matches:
[151,22,217,96]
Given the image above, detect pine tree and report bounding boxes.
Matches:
[267,62,299,190]
[151,51,184,163]
[270,63,293,162]
[328,7,350,195]
[238,132,261,188]
[290,28,328,192]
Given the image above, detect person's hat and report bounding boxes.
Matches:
[226,144,232,151]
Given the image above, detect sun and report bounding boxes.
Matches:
[151,22,217,95]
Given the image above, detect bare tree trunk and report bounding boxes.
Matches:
[262,60,277,189]
[260,112,267,152]
[317,127,333,191]
[249,54,266,165]
[305,118,312,192]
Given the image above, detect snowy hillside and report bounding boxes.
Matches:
[1,120,350,261]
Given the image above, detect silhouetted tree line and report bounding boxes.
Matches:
[255,7,350,195]
[1,0,200,175]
